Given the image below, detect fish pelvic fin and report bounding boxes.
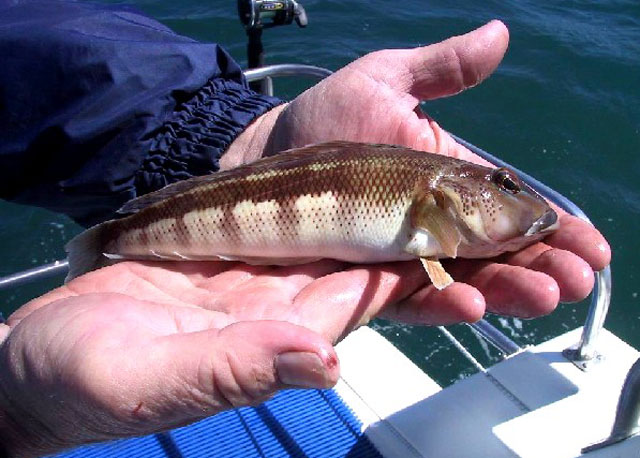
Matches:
[420,257,454,290]
[64,224,110,283]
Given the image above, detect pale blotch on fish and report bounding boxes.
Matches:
[232,199,282,245]
[65,141,559,289]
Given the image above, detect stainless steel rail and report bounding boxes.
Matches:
[244,64,333,97]
[244,64,333,87]
[582,357,640,452]
[0,64,610,368]
[469,319,521,355]
[0,259,69,291]
[574,268,612,363]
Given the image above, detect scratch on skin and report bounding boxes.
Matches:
[132,401,143,415]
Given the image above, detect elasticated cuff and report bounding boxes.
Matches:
[134,78,283,196]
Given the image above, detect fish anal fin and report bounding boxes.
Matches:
[420,257,454,290]
[217,255,323,266]
[410,185,462,258]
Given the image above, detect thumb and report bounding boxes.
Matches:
[156,321,339,414]
[359,20,508,101]
[407,20,509,100]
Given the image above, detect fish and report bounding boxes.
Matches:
[65,141,559,289]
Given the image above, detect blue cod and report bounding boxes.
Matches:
[66,142,559,288]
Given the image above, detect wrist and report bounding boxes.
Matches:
[220,103,288,170]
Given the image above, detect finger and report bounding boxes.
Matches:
[292,261,432,341]
[382,282,486,325]
[447,259,560,318]
[544,214,611,271]
[404,20,509,100]
[498,243,594,303]
[121,321,339,427]
[410,115,497,164]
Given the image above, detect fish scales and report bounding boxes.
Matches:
[103,145,438,263]
[65,141,558,287]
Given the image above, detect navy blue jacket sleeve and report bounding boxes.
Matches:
[0,0,282,226]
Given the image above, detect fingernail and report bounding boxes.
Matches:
[275,352,333,389]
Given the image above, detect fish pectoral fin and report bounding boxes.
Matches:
[423,214,461,258]
[420,257,454,290]
[411,186,462,258]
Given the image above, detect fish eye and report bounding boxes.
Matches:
[492,168,521,194]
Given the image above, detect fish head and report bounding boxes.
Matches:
[477,167,557,239]
[418,163,559,258]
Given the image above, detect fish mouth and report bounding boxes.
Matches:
[526,209,559,236]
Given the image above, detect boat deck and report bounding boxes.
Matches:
[53,388,380,458]
[52,326,640,458]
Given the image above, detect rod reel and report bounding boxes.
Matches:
[237,0,308,94]
[238,0,307,30]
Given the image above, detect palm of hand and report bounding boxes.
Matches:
[4,257,464,445]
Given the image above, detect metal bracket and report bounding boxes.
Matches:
[562,347,605,371]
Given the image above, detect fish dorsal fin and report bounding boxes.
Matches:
[118,141,376,215]
[410,185,462,258]
[118,177,214,214]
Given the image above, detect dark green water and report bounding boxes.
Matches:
[1,0,639,386]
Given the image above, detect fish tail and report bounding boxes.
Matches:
[65,224,110,282]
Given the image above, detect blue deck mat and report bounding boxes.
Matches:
[54,388,383,458]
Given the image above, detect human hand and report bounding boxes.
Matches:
[227,19,611,308]
[1,254,498,458]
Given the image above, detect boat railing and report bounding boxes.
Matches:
[582,356,640,452]
[451,133,612,369]
[0,64,611,372]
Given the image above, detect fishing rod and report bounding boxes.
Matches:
[237,0,308,94]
